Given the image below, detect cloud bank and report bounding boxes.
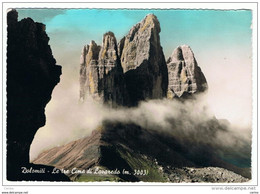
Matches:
[30,80,251,168]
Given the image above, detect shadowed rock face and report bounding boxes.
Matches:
[167,45,208,99]
[118,14,168,105]
[80,32,126,107]
[7,9,69,181]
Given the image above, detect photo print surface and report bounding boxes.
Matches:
[6,8,252,183]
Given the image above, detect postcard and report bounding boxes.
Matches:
[1,2,258,194]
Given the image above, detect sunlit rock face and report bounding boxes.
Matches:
[167,45,208,99]
[80,15,208,106]
[80,41,101,101]
[80,32,126,107]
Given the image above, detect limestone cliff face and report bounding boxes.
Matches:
[118,14,168,105]
[7,9,69,181]
[80,41,101,101]
[80,32,126,106]
[167,45,208,98]
[80,15,208,105]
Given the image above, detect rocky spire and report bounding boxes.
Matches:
[167,45,208,98]
[79,32,126,106]
[98,31,120,79]
[79,41,100,101]
[118,14,168,105]
[80,14,208,105]
[7,9,68,181]
[7,9,18,25]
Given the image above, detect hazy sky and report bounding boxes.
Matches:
[16,9,252,159]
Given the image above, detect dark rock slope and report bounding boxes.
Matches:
[7,9,69,181]
[167,45,208,99]
[33,121,250,182]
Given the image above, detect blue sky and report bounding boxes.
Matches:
[18,9,252,59]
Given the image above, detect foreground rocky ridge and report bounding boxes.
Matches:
[7,9,69,181]
[80,14,207,106]
[33,121,250,182]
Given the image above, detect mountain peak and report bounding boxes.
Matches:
[167,45,208,98]
[80,15,208,105]
[80,14,168,106]
[79,31,125,106]
[7,9,18,25]
[118,13,167,105]
[101,31,118,58]
[103,31,115,38]
[90,40,97,46]
[143,14,159,23]
[140,14,160,32]
[169,45,196,64]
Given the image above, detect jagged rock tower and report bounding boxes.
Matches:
[80,41,100,101]
[80,32,126,106]
[7,9,69,181]
[80,14,208,105]
[118,14,168,105]
[167,45,208,98]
